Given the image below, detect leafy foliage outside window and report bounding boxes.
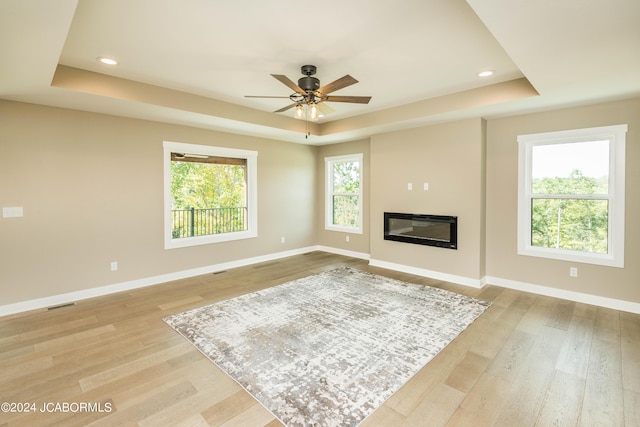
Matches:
[326,154,363,233]
[332,161,360,228]
[170,158,247,238]
[531,170,608,253]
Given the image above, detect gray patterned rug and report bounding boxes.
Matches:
[163,266,490,426]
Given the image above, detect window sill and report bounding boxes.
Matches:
[517,245,623,268]
[325,225,363,235]
[165,230,258,250]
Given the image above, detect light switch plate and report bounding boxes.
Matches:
[2,207,24,218]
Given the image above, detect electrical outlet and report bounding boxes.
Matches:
[423,183,429,191]
[111,261,118,271]
[281,237,285,243]
[346,235,350,242]
[407,183,413,190]
[569,267,578,277]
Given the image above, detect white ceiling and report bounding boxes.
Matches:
[1,0,639,144]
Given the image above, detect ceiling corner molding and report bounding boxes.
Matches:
[51,65,313,136]
[320,77,539,136]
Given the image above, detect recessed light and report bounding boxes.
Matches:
[97,57,118,65]
[477,70,494,77]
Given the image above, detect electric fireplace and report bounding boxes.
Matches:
[384,212,457,249]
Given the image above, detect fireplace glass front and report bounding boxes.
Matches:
[384,212,457,249]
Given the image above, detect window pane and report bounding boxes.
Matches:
[531,198,608,253]
[170,159,247,238]
[531,140,609,195]
[333,161,360,193]
[332,195,359,227]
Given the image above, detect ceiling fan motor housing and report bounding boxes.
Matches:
[298,76,320,93]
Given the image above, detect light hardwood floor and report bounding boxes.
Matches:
[1,252,639,426]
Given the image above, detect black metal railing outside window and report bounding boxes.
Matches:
[171,207,247,238]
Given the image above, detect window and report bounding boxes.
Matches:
[325,153,363,233]
[517,125,626,267]
[163,141,257,249]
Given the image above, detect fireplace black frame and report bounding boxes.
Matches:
[384,212,458,249]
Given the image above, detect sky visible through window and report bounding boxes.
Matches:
[532,140,609,179]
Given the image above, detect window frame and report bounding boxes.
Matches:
[324,153,363,234]
[517,124,627,267]
[163,141,258,249]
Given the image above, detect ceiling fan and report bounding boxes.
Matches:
[245,65,372,119]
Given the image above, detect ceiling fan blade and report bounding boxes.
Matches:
[245,95,291,99]
[271,74,305,95]
[317,75,358,95]
[274,103,297,113]
[325,95,372,104]
[317,102,335,115]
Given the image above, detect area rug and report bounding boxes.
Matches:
[163,266,490,426]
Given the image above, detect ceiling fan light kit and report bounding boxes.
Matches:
[246,65,372,130]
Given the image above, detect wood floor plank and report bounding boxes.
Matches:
[624,389,640,427]
[86,381,199,427]
[217,402,277,427]
[79,341,194,391]
[555,314,595,379]
[200,390,260,426]
[18,314,100,342]
[33,324,117,352]
[0,252,635,427]
[400,383,465,427]
[445,372,511,426]
[173,413,210,427]
[594,307,621,344]
[492,325,565,426]
[359,404,405,427]
[536,370,585,427]
[158,295,205,311]
[469,303,526,359]
[621,312,640,394]
[384,348,460,417]
[546,299,576,331]
[108,359,218,410]
[444,351,490,393]
[136,353,249,426]
[572,301,597,320]
[579,337,624,426]
[515,295,555,335]
[485,329,536,383]
[490,287,521,309]
[0,355,54,384]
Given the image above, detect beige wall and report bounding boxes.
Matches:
[2,96,639,309]
[315,139,370,255]
[485,98,640,303]
[369,119,487,280]
[0,101,316,305]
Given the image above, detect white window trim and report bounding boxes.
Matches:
[325,153,363,234]
[163,141,258,249]
[517,124,626,267]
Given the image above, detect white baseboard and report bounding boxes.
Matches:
[368,258,485,289]
[316,245,370,260]
[366,260,640,314]
[0,246,318,317]
[3,247,639,317]
[485,276,640,314]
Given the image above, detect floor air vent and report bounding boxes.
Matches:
[47,302,76,311]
